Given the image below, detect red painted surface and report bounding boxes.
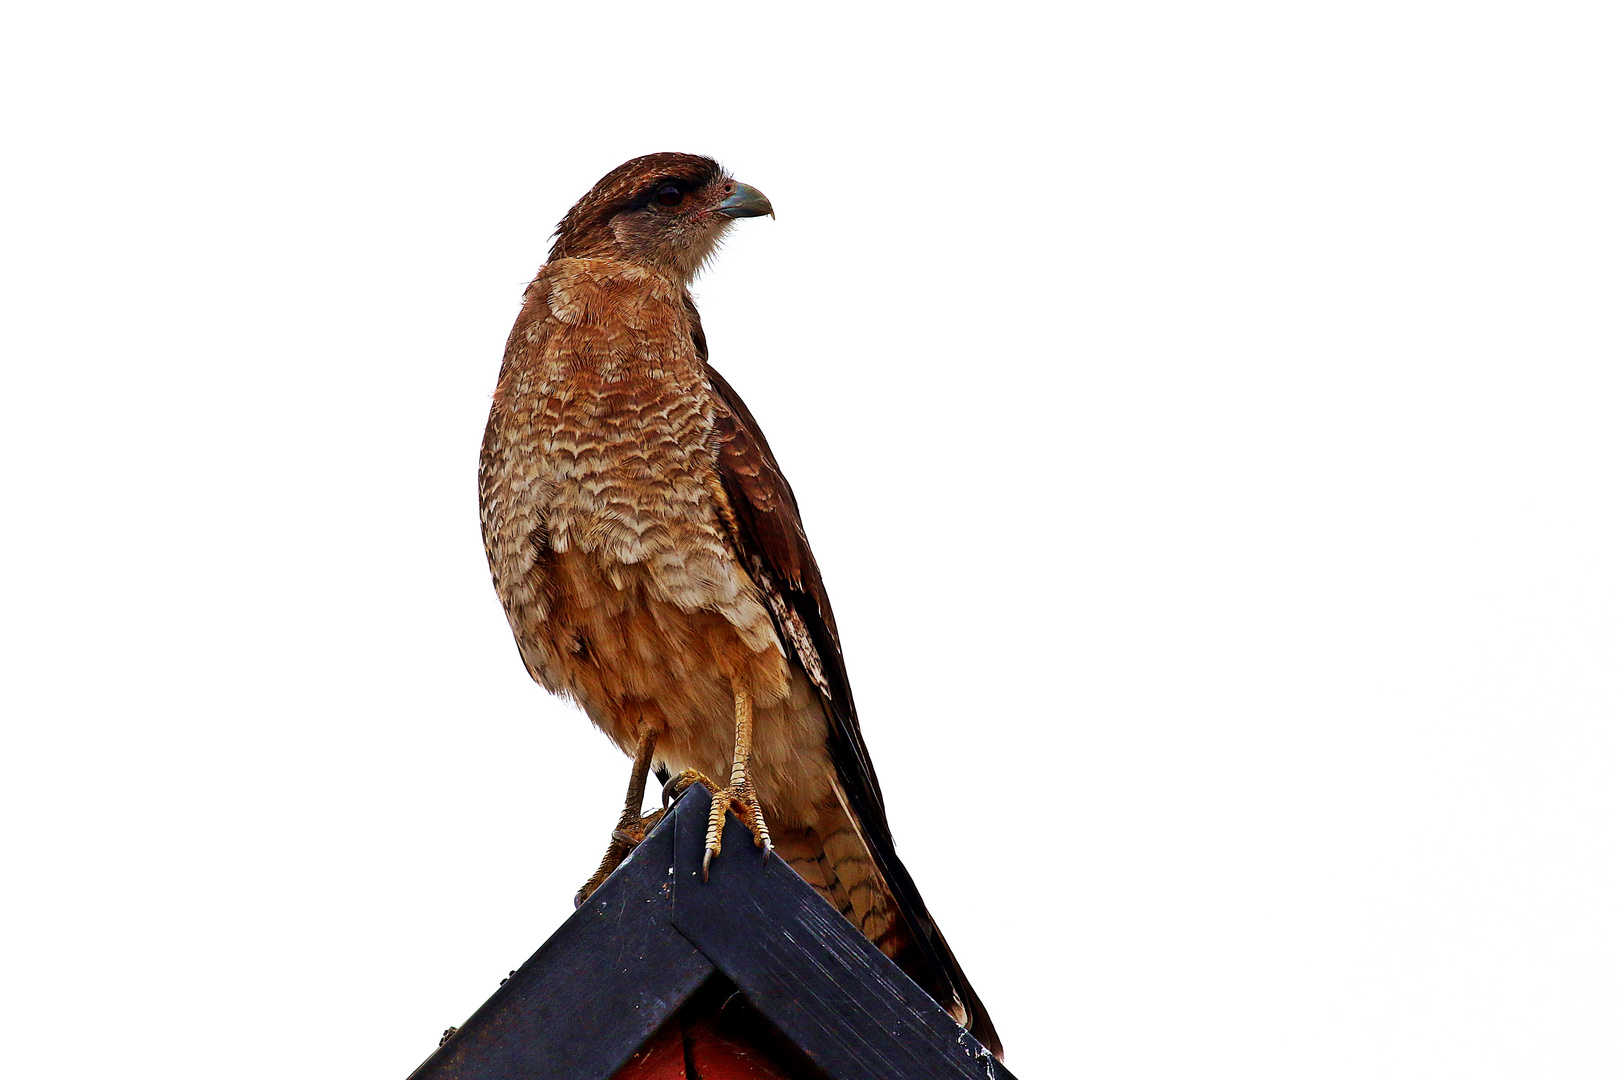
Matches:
[614,1021,687,1079]
[613,1012,799,1080]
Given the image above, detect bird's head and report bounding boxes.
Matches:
[548,152,773,283]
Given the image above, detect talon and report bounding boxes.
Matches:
[698,779,772,879]
[662,768,717,811]
[694,683,774,878]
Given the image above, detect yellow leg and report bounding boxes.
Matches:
[574,727,664,907]
[701,684,773,881]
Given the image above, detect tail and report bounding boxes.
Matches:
[773,788,1003,1060]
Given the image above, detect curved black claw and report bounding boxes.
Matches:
[661,769,717,811]
[700,782,772,882]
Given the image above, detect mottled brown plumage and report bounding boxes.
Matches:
[478,153,1000,1058]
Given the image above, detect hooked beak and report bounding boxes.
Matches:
[716,182,774,220]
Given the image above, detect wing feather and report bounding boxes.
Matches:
[691,299,1001,1057]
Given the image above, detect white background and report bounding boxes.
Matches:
[3,2,1616,1077]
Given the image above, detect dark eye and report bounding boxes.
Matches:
[654,183,684,208]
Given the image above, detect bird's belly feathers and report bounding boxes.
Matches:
[484,364,830,815]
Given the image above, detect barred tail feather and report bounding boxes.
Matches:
[773,789,999,1058]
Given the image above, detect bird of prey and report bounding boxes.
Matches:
[478,153,1001,1058]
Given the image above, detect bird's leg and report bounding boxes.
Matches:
[702,683,773,881]
[574,727,664,908]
